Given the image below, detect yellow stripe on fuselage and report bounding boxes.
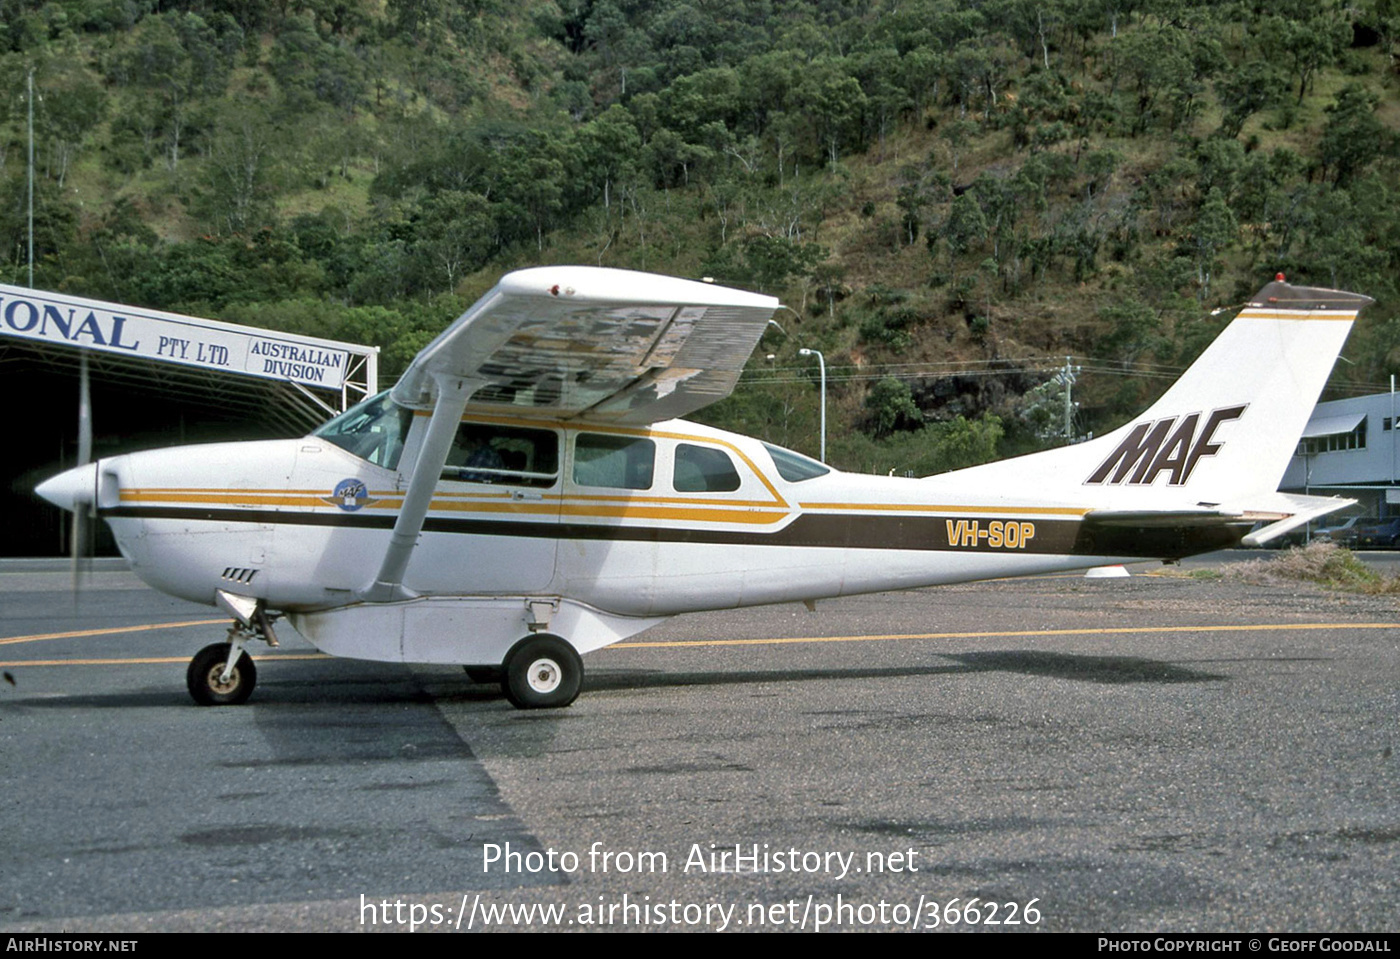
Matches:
[114,486,1085,528]
[116,487,793,526]
[799,501,1090,517]
[120,489,382,508]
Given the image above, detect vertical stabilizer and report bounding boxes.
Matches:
[943,278,1371,506]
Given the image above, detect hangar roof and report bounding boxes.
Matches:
[0,284,378,434]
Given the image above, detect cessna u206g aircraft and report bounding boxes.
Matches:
[37,268,1369,709]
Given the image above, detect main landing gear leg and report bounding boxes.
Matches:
[187,607,280,706]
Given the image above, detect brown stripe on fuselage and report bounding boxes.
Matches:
[100,504,1250,559]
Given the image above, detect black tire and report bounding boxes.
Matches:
[187,642,257,706]
[463,665,501,684]
[501,635,582,710]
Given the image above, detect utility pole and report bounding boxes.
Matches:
[28,66,35,288]
[1057,356,1081,443]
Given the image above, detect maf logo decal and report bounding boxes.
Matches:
[1085,405,1246,487]
[324,477,379,511]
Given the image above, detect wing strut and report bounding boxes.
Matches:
[358,375,475,603]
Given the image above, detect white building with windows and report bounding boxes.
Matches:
[1281,392,1400,516]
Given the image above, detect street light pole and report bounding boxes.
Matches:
[799,348,826,462]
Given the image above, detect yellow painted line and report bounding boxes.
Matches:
[0,619,227,646]
[612,622,1398,649]
[4,623,1391,667]
[0,654,330,668]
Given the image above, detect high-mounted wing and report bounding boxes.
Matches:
[361,267,779,602]
[391,266,781,424]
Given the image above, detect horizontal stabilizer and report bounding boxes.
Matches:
[1240,494,1357,547]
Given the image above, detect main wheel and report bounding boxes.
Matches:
[187,642,257,706]
[502,635,582,710]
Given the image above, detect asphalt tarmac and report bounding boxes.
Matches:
[0,554,1396,933]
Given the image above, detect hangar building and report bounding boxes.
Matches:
[1281,391,1400,518]
[3,283,378,557]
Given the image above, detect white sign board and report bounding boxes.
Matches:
[0,284,350,390]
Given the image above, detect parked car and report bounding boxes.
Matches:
[1350,517,1400,549]
[1314,516,1365,546]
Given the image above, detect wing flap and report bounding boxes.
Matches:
[391,267,779,424]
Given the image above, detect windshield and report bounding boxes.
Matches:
[762,442,830,482]
[313,391,414,469]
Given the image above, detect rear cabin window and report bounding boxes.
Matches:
[763,442,830,482]
[443,424,558,488]
[673,444,741,492]
[573,434,655,490]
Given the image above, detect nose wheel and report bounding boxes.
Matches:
[186,606,279,706]
[187,642,257,705]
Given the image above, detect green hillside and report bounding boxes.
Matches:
[3,0,1399,472]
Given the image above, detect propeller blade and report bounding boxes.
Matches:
[77,350,92,466]
[72,351,92,597]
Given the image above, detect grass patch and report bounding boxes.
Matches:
[1224,542,1400,594]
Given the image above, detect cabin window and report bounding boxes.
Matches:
[574,434,655,490]
[313,391,414,469]
[674,444,741,492]
[443,424,558,487]
[762,442,830,482]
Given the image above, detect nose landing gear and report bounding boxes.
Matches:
[187,604,280,706]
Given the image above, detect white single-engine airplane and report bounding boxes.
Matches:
[37,268,1369,708]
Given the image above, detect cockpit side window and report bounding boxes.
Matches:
[313,392,414,469]
[443,424,559,488]
[574,434,655,490]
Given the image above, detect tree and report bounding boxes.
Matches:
[34,63,107,188]
[798,62,866,171]
[1188,188,1237,300]
[580,105,642,211]
[1319,84,1391,187]
[412,190,496,293]
[107,13,234,170]
[941,192,989,258]
[1261,9,1348,104]
[1213,59,1287,139]
[201,103,283,235]
[866,377,923,437]
[940,117,979,172]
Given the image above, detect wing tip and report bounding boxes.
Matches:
[498,265,779,309]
